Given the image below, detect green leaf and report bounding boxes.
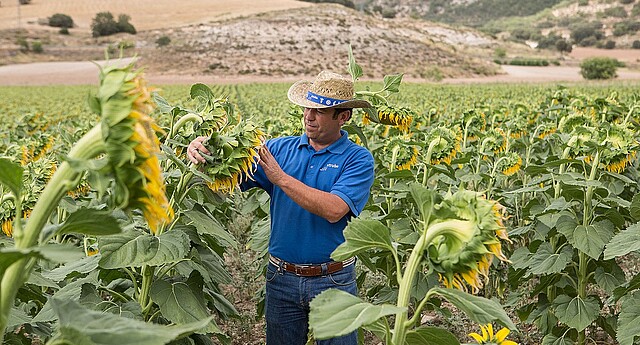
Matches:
[594,261,626,293]
[51,298,212,345]
[405,326,460,345]
[552,294,600,332]
[38,243,86,263]
[331,218,394,261]
[542,334,575,345]
[343,124,368,149]
[410,183,441,226]
[184,209,237,249]
[190,83,215,107]
[0,158,23,198]
[572,220,614,259]
[309,289,405,340]
[98,230,189,269]
[34,272,99,322]
[150,279,221,334]
[629,194,640,222]
[347,45,363,81]
[382,74,403,93]
[57,208,122,236]
[528,243,573,275]
[604,222,640,260]
[617,292,640,345]
[43,254,101,282]
[152,92,173,114]
[431,287,517,330]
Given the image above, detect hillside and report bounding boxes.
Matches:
[353,0,640,50]
[0,1,509,80]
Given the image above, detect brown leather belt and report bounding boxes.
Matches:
[269,255,355,277]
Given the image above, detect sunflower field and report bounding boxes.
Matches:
[1,59,639,345]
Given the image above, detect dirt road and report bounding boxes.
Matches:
[1,60,640,86]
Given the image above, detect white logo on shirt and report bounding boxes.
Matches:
[319,163,339,171]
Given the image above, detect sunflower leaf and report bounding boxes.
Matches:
[309,288,404,340]
[604,222,640,260]
[331,218,394,261]
[431,287,517,330]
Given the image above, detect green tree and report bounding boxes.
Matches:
[91,12,118,37]
[48,13,74,28]
[580,57,619,80]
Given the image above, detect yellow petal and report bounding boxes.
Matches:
[469,332,485,343]
[495,327,510,342]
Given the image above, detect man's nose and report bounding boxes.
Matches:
[304,108,316,119]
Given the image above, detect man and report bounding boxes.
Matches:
[187,71,374,345]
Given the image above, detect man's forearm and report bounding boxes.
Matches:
[277,174,349,223]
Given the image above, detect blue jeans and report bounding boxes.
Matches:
[265,261,357,345]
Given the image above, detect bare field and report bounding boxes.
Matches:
[0,0,311,31]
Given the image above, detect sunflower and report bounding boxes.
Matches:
[364,104,414,132]
[427,190,510,293]
[94,64,174,234]
[202,122,265,193]
[497,152,522,176]
[598,122,639,174]
[479,128,508,159]
[558,109,597,134]
[383,138,421,171]
[424,126,461,165]
[469,324,518,345]
[460,109,486,142]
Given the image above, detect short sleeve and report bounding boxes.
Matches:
[330,148,374,216]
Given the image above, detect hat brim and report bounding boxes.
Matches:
[287,80,372,109]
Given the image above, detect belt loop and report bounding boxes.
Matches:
[276,256,284,274]
[321,263,328,276]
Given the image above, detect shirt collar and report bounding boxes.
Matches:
[298,130,350,154]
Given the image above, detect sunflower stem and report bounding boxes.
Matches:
[422,138,441,186]
[391,219,472,345]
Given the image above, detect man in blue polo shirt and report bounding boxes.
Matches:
[187,70,374,345]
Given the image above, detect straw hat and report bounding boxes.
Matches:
[287,71,372,109]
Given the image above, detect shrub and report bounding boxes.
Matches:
[578,0,588,5]
[601,6,627,18]
[116,14,136,34]
[555,38,573,53]
[91,12,118,37]
[91,12,136,37]
[16,37,29,52]
[156,36,171,47]
[49,13,74,28]
[632,40,640,49]
[619,0,634,3]
[31,41,43,53]
[494,47,507,58]
[580,57,619,79]
[604,40,616,49]
[59,27,69,35]
[570,22,604,44]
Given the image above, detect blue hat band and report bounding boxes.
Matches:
[306,91,348,107]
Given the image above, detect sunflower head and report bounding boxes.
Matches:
[497,152,522,176]
[202,121,265,193]
[427,190,510,293]
[460,109,486,142]
[91,64,173,234]
[598,122,638,173]
[424,126,461,165]
[470,324,518,345]
[365,104,414,132]
[558,109,597,134]
[382,137,420,171]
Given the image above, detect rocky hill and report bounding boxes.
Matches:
[0,3,510,80]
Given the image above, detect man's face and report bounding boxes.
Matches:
[303,107,348,147]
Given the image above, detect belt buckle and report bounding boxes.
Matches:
[294,265,305,276]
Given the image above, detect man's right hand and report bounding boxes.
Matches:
[187,136,210,164]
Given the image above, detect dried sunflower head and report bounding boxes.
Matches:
[427,190,510,293]
[424,126,461,165]
[91,64,173,234]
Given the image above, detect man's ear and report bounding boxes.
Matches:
[339,110,351,125]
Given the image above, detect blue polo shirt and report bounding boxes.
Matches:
[241,130,374,264]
